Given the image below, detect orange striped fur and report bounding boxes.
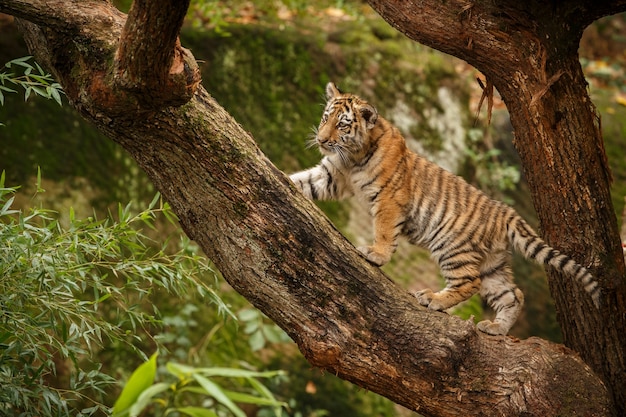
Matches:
[290,83,600,335]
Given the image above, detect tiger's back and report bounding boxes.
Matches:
[290,82,600,336]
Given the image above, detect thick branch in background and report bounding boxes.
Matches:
[0,0,622,415]
[115,0,200,108]
[367,0,626,412]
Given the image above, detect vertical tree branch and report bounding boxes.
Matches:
[367,0,626,413]
[114,0,200,107]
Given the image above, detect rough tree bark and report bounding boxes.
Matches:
[367,0,626,413]
[0,0,623,416]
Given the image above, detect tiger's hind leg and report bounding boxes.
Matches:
[476,253,524,336]
[415,263,482,312]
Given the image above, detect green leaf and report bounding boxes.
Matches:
[112,352,158,416]
[148,192,161,210]
[249,329,265,351]
[193,374,246,417]
[177,407,219,417]
[5,56,33,68]
[165,362,192,379]
[243,321,259,335]
[128,382,170,417]
[246,377,285,417]
[36,166,45,193]
[168,363,284,380]
[34,61,44,74]
[0,195,18,216]
[247,375,278,400]
[261,325,284,344]
[30,85,48,98]
[237,308,259,322]
[0,84,17,92]
[50,86,62,106]
[223,390,287,408]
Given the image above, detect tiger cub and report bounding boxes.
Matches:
[290,82,600,336]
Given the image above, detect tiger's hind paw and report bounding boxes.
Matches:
[357,246,391,266]
[477,320,509,336]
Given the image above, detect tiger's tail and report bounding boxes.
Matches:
[507,215,600,308]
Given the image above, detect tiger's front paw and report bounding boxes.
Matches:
[414,289,434,307]
[288,175,305,193]
[356,246,391,266]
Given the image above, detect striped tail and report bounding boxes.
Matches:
[507,216,600,308]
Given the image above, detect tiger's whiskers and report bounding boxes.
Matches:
[306,128,319,149]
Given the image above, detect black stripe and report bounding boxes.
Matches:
[523,236,535,254]
[448,277,478,288]
[355,127,387,169]
[376,154,407,194]
[319,163,336,198]
[308,176,318,200]
[457,198,487,246]
[557,254,570,270]
[478,259,508,278]
[440,259,476,272]
[529,241,547,260]
[488,289,513,305]
[355,145,377,169]
[543,248,558,263]
[437,244,475,264]
[408,159,428,214]
[429,215,453,245]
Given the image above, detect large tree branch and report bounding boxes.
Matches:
[0,0,620,415]
[0,0,124,36]
[368,0,626,82]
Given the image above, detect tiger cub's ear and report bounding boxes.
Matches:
[325,82,342,100]
[359,103,378,130]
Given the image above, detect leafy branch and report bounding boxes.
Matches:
[0,56,64,107]
[0,172,230,416]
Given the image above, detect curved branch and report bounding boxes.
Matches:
[367,0,626,82]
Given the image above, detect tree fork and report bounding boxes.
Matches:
[498,44,626,415]
[367,0,626,412]
[0,0,623,415]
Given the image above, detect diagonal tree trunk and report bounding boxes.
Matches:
[0,0,624,415]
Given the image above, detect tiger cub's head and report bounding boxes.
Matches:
[314,83,378,160]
